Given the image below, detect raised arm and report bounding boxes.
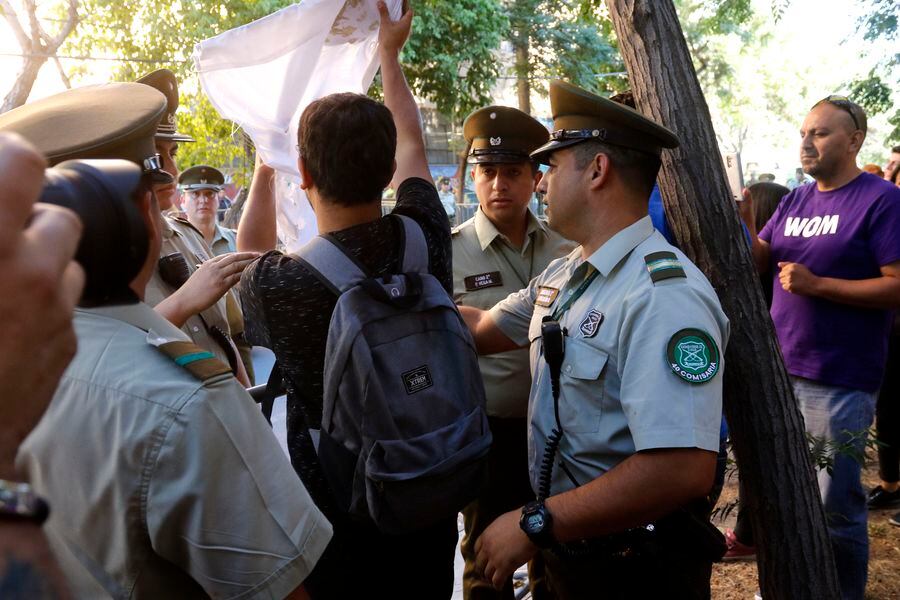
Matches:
[236,156,278,253]
[377,1,431,185]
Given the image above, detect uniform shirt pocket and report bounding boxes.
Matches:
[559,338,608,433]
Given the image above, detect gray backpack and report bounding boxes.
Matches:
[297,214,491,534]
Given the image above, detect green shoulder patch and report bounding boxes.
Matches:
[666,328,720,384]
[644,251,685,284]
[156,340,232,382]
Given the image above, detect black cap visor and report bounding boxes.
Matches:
[530,138,590,165]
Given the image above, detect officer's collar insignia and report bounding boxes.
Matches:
[579,309,604,338]
[644,251,685,284]
[667,328,719,384]
[534,286,559,307]
[489,136,502,146]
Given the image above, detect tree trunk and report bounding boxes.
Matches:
[604,2,840,599]
[455,141,470,206]
[1,57,46,113]
[514,35,531,114]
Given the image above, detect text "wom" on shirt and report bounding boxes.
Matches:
[783,215,839,238]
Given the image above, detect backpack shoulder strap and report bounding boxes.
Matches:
[295,234,367,294]
[394,214,429,274]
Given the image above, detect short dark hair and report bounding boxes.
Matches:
[570,140,661,198]
[298,93,396,206]
[892,145,900,154]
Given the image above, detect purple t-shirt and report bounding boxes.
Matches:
[759,172,900,392]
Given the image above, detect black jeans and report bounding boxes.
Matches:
[541,544,713,600]
[305,513,458,599]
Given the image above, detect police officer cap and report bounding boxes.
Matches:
[136,69,195,143]
[530,80,680,165]
[464,106,549,165]
[179,165,225,192]
[0,83,170,182]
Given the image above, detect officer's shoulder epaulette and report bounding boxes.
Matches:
[153,340,233,383]
[643,251,686,284]
[169,215,204,237]
[451,220,473,237]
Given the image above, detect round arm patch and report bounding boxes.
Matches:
[666,328,720,384]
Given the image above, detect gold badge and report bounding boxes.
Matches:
[534,286,559,307]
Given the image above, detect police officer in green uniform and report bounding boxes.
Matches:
[453,105,574,600]
[3,83,331,598]
[137,69,257,385]
[179,163,254,381]
[462,81,730,599]
[180,164,238,255]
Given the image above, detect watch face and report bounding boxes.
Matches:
[527,513,544,530]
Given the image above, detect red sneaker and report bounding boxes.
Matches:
[722,528,757,561]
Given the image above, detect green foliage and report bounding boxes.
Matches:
[849,71,894,116]
[176,93,254,186]
[857,0,898,43]
[398,0,507,121]
[506,0,625,98]
[806,429,880,476]
[851,1,900,146]
[61,0,294,181]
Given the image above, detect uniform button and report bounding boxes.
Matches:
[567,289,574,295]
[192,326,200,333]
[565,365,572,373]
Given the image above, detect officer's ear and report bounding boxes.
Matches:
[532,169,543,191]
[588,153,611,191]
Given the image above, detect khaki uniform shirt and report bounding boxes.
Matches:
[489,217,729,495]
[18,302,332,599]
[211,224,238,257]
[452,208,575,418]
[145,215,233,365]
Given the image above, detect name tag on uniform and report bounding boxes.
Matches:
[465,271,503,291]
[534,286,559,307]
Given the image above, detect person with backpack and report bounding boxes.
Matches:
[238,3,488,597]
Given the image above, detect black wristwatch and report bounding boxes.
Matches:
[0,480,50,525]
[520,500,555,548]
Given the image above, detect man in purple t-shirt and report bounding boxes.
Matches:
[743,96,900,600]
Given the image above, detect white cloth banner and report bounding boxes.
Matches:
[194,0,401,251]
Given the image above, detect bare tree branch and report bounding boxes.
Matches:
[52,56,70,88]
[49,0,79,51]
[0,0,32,50]
[23,0,42,50]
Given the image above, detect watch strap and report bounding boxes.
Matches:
[520,500,555,549]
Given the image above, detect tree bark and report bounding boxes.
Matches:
[1,58,46,113]
[604,2,840,599]
[514,38,531,115]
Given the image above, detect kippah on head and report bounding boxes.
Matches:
[179,164,225,191]
[464,105,549,165]
[136,68,195,142]
[0,83,168,181]
[530,80,680,165]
